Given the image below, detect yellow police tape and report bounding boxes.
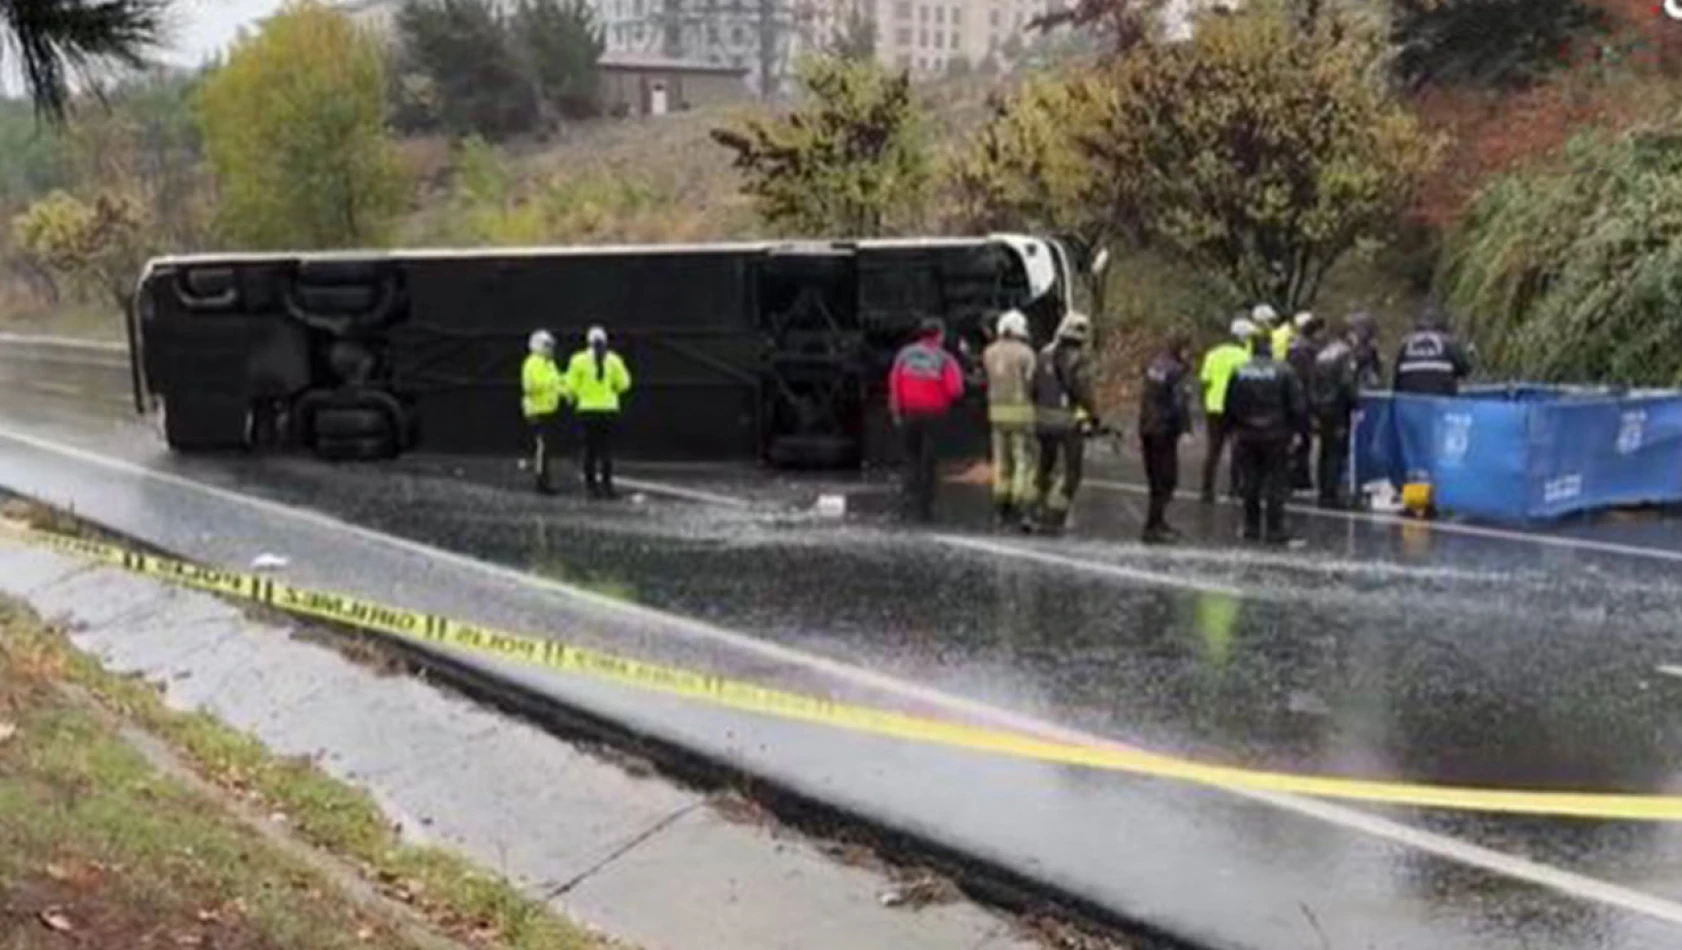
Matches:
[11,521,1682,823]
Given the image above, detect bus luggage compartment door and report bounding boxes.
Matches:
[756,247,863,469]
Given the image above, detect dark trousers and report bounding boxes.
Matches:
[1235,436,1290,540]
[1202,413,1239,500]
[1141,433,1179,530]
[1036,429,1085,518]
[1291,431,1314,491]
[580,413,616,495]
[527,413,563,492]
[1317,417,1351,505]
[899,414,942,521]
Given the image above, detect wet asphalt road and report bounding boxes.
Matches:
[7,339,1682,948]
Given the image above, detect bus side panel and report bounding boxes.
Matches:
[139,262,313,449]
[392,252,761,460]
[855,244,1031,465]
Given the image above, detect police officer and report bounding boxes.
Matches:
[1226,332,1306,544]
[1311,316,1363,509]
[1199,316,1254,503]
[982,309,1037,530]
[1349,311,1383,389]
[521,329,567,495]
[1139,334,1192,543]
[1033,312,1100,533]
[564,325,632,499]
[1393,306,1471,396]
[1285,313,1324,492]
[888,316,965,522]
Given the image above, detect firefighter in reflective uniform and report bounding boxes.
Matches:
[982,309,1038,530]
[1226,331,1306,544]
[1249,303,1279,354]
[1392,307,1471,396]
[564,326,632,499]
[1138,334,1192,544]
[1032,312,1100,533]
[888,316,965,522]
[521,329,568,495]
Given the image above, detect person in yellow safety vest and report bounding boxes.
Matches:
[1249,303,1278,355]
[1199,317,1254,503]
[564,325,632,499]
[982,309,1037,531]
[1273,310,1311,365]
[521,329,568,495]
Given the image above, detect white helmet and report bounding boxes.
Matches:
[529,329,555,354]
[586,325,608,346]
[1294,311,1316,329]
[1230,318,1256,340]
[1250,303,1278,326]
[1056,311,1091,342]
[997,310,1029,340]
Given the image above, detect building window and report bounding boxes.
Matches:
[896,0,911,17]
[896,26,911,44]
[919,5,928,21]
[707,23,719,41]
[898,52,912,68]
[918,28,927,45]
[633,24,645,41]
[732,25,745,43]
[989,8,999,25]
[665,23,680,47]
[950,32,959,48]
[933,30,942,46]
[934,6,943,22]
[952,6,960,24]
[632,0,642,14]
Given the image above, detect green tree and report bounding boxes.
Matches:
[195,1,407,248]
[4,0,166,120]
[1439,124,1682,384]
[1029,0,1163,56]
[510,0,604,121]
[948,73,1115,313]
[1081,3,1440,311]
[394,0,540,140]
[711,56,928,237]
[1389,0,1608,90]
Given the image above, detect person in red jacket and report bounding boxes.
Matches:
[889,316,965,522]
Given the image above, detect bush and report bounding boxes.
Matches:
[1438,119,1682,384]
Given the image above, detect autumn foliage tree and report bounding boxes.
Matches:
[948,74,1116,313]
[195,1,408,249]
[1080,2,1440,311]
[12,190,148,312]
[712,57,928,237]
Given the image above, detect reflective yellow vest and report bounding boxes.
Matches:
[565,348,632,413]
[1199,343,1249,414]
[521,353,565,419]
[1272,323,1296,361]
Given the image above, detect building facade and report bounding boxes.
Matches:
[797,0,1060,77]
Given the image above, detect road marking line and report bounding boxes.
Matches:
[1086,477,1682,565]
[614,476,754,509]
[0,332,126,353]
[2,422,1681,927]
[1657,665,1682,680]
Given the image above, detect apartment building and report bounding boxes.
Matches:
[801,0,1057,76]
[596,0,800,95]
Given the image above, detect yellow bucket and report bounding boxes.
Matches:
[1400,482,1432,514]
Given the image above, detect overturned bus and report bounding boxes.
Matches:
[127,235,1074,468]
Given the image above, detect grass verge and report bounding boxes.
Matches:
[0,598,620,950]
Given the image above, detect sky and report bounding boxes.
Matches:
[156,0,296,66]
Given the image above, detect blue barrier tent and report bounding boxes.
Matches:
[1353,385,1682,522]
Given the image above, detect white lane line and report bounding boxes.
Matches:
[1,421,1681,930]
[1087,477,1682,565]
[615,476,754,509]
[1657,665,1682,680]
[936,533,1248,597]
[0,332,126,353]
